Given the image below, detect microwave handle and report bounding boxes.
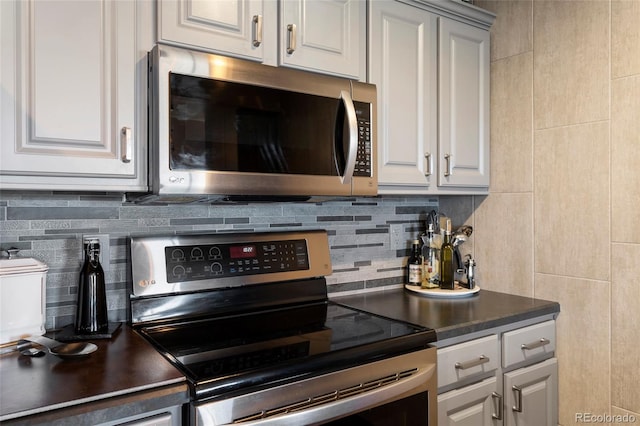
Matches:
[340,90,358,185]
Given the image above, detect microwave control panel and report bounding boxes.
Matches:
[354,101,372,177]
[164,239,309,283]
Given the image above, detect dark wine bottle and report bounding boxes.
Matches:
[439,220,455,290]
[75,239,108,334]
[406,239,423,286]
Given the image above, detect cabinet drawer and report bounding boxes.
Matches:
[438,334,499,388]
[502,320,556,368]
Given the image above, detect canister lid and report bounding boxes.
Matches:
[0,250,48,276]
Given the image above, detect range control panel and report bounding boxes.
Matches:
[130,230,331,297]
[164,239,309,283]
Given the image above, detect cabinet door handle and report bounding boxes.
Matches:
[287,24,297,54]
[252,15,263,47]
[521,337,550,350]
[424,152,431,176]
[120,127,132,163]
[444,153,451,176]
[491,392,503,420]
[512,385,523,413]
[454,354,489,370]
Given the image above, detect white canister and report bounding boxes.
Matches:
[0,251,48,345]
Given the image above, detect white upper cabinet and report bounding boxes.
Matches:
[158,0,365,80]
[280,0,365,79]
[369,0,438,191]
[158,0,278,64]
[438,17,490,189]
[0,0,150,191]
[370,0,494,194]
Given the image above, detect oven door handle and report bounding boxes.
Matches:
[216,363,436,425]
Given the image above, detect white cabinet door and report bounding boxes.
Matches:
[0,0,148,191]
[158,0,364,79]
[503,358,558,426]
[438,377,501,426]
[281,0,365,79]
[438,17,490,188]
[369,0,437,193]
[158,0,277,64]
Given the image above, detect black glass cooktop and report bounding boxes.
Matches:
[137,302,435,398]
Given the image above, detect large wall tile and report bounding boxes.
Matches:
[475,0,532,61]
[612,0,640,78]
[490,52,533,193]
[473,193,533,296]
[612,243,640,414]
[533,0,609,129]
[612,75,640,244]
[536,274,610,426]
[534,122,609,281]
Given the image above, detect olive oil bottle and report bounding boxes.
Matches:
[439,220,455,290]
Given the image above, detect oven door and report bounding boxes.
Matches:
[193,347,437,426]
[149,45,377,197]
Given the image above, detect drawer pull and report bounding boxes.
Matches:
[521,338,550,350]
[454,355,489,370]
[492,392,503,420]
[512,385,523,412]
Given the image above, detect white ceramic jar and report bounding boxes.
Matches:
[0,250,48,345]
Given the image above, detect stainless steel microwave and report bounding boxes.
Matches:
[148,45,377,199]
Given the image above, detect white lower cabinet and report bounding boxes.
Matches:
[438,377,500,425]
[503,358,558,426]
[437,318,558,426]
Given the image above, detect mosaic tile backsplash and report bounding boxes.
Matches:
[0,192,438,330]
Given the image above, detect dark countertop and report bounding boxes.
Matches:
[331,288,560,341]
[0,325,188,423]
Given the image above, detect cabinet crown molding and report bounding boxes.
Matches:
[401,0,496,29]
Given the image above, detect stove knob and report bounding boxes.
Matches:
[210,262,222,275]
[209,247,221,259]
[172,264,186,277]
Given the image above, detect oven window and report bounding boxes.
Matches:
[169,73,348,176]
[325,392,429,426]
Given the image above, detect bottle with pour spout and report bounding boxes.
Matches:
[421,224,439,289]
[75,238,108,334]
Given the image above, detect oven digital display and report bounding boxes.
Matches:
[230,245,256,259]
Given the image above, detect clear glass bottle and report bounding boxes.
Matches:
[421,224,440,289]
[406,240,422,286]
[75,239,108,334]
[439,220,455,290]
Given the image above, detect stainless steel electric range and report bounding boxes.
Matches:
[129,230,437,425]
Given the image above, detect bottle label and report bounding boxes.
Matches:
[408,264,422,284]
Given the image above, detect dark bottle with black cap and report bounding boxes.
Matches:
[75,238,108,334]
[406,239,423,286]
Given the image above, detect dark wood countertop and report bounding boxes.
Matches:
[331,288,560,341]
[0,325,187,422]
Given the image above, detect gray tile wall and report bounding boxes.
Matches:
[0,192,438,330]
